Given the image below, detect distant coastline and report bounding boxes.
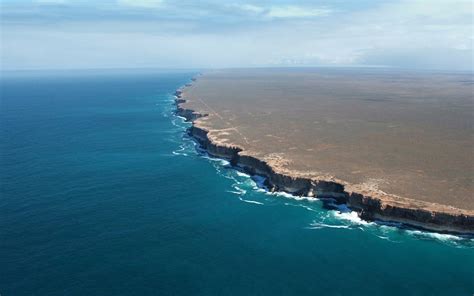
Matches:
[174,75,474,235]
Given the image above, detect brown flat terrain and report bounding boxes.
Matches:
[181,68,473,211]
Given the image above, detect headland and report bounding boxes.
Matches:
[175,68,474,234]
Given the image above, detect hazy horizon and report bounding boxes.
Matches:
[1,0,473,71]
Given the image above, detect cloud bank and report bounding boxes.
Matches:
[1,0,472,70]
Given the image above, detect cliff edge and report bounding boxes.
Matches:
[174,78,474,235]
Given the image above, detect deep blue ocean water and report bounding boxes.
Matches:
[1,69,473,295]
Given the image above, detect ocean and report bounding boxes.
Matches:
[1,69,473,295]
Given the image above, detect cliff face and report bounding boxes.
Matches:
[189,126,242,160]
[348,193,474,233]
[174,87,474,235]
[238,154,346,200]
[175,90,207,122]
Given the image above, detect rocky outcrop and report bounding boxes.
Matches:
[174,81,474,235]
[348,192,474,233]
[176,106,206,122]
[237,154,346,200]
[175,90,208,122]
[175,98,186,105]
[189,125,242,160]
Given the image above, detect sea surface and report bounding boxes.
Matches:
[1,69,473,295]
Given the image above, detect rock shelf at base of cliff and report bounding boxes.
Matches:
[173,75,474,235]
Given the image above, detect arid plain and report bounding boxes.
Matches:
[180,68,473,216]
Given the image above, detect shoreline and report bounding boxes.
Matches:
[174,80,474,235]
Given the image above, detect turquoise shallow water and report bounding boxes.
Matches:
[1,69,473,295]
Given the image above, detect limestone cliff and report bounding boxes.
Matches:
[174,84,474,235]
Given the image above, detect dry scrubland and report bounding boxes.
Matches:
[179,68,474,231]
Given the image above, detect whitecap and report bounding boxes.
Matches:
[171,151,188,156]
[231,185,247,195]
[283,202,318,212]
[238,196,264,205]
[175,115,187,121]
[266,191,319,203]
[375,220,403,228]
[334,210,372,226]
[306,222,350,230]
[374,235,395,241]
[236,171,250,177]
[219,159,230,166]
[406,230,464,242]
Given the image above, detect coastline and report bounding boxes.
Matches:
[174,80,474,235]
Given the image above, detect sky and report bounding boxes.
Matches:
[1,0,473,70]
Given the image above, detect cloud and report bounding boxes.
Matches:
[232,4,332,19]
[117,0,164,9]
[34,0,68,4]
[235,4,265,14]
[267,6,332,18]
[1,0,472,70]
